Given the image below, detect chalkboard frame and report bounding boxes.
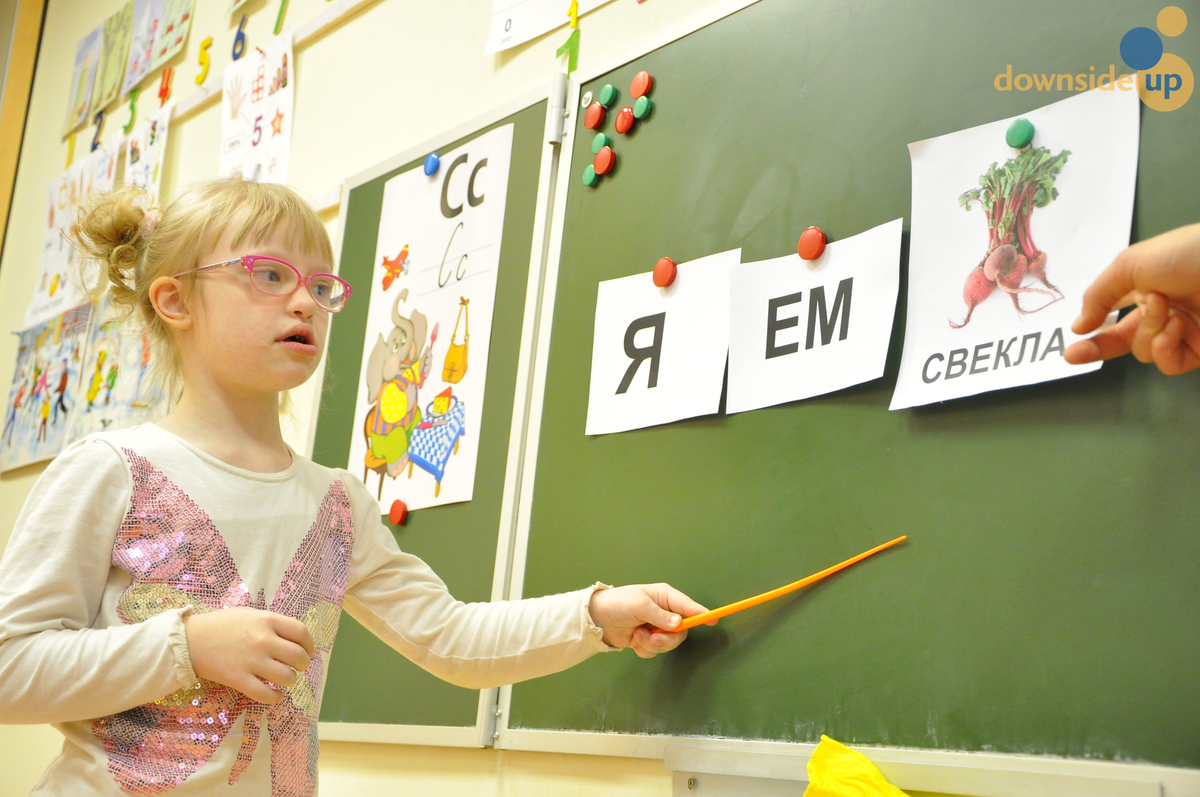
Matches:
[310,81,565,748]
[492,2,1200,796]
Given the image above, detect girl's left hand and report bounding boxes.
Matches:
[588,583,713,658]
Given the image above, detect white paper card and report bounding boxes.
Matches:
[890,88,1139,410]
[585,250,739,436]
[220,32,293,184]
[728,219,903,414]
[485,0,612,54]
[124,100,172,204]
[347,124,514,513]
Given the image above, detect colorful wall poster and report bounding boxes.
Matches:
[347,124,514,512]
[150,0,195,71]
[585,250,739,436]
[91,2,134,115]
[63,24,103,136]
[27,147,118,328]
[1,305,93,473]
[122,0,166,96]
[727,219,903,414]
[485,0,613,54]
[125,100,173,204]
[219,32,293,184]
[64,293,165,445]
[890,88,1139,411]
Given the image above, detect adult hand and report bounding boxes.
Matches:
[1065,223,1200,375]
[183,608,314,704]
[588,583,713,658]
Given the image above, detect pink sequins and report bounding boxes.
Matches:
[92,450,354,796]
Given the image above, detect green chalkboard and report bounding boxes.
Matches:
[511,0,1200,768]
[314,100,547,728]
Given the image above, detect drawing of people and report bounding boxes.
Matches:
[104,359,118,406]
[87,350,106,410]
[38,397,50,443]
[53,359,70,425]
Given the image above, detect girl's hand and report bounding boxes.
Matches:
[588,584,713,659]
[183,608,314,704]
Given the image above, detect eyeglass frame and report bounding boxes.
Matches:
[175,254,353,312]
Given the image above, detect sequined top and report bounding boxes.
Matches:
[0,424,611,796]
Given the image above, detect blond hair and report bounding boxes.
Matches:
[72,179,334,408]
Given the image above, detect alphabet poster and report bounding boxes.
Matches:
[485,0,612,54]
[890,88,1139,410]
[1,305,92,473]
[727,219,903,414]
[585,250,739,436]
[219,32,293,184]
[347,124,514,512]
[27,146,118,328]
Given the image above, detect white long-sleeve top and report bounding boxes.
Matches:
[0,424,611,796]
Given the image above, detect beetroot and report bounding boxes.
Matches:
[949,264,995,329]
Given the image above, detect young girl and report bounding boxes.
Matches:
[0,180,708,796]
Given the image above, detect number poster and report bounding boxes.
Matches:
[220,32,293,184]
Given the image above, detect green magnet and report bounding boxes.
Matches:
[597,83,618,107]
[591,133,611,154]
[633,96,654,120]
[582,164,599,187]
[1006,118,1034,149]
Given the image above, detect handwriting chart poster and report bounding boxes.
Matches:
[728,219,903,414]
[220,32,293,184]
[586,250,739,436]
[1,305,93,473]
[122,0,165,96]
[63,24,103,136]
[64,293,166,446]
[890,88,1139,411]
[91,2,134,115]
[28,147,117,328]
[125,100,173,204]
[347,124,514,512]
[485,0,613,53]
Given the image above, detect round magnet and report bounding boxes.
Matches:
[653,257,677,288]
[797,226,827,260]
[423,154,440,176]
[614,106,636,134]
[633,96,654,120]
[594,146,616,175]
[580,90,593,108]
[582,164,599,187]
[1006,118,1034,149]
[584,102,606,130]
[630,70,654,98]
[591,132,611,154]
[597,83,618,107]
[389,499,408,525]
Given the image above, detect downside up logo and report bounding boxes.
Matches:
[994,5,1192,112]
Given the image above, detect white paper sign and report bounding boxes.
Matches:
[890,88,1139,411]
[220,32,293,184]
[728,219,903,414]
[125,100,172,204]
[485,0,613,54]
[347,124,514,512]
[585,250,739,436]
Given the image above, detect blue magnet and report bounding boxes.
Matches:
[424,153,440,176]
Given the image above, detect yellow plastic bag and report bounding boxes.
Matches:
[803,735,909,797]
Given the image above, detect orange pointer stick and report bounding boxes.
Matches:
[671,535,908,632]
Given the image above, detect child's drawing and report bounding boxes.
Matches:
[63,24,103,136]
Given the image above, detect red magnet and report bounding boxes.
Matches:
[389,499,408,525]
[584,102,606,130]
[653,257,677,288]
[797,226,827,260]
[614,106,636,134]
[630,70,654,99]
[593,146,616,175]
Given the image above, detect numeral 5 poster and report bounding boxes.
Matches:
[220,32,292,184]
[347,124,514,513]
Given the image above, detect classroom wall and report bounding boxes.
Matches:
[0,1,964,795]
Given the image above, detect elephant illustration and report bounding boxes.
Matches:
[363,290,435,494]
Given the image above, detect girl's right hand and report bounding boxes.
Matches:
[183,608,314,704]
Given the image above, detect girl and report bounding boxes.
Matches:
[0,180,708,796]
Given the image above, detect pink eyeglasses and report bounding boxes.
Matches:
[177,255,352,312]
